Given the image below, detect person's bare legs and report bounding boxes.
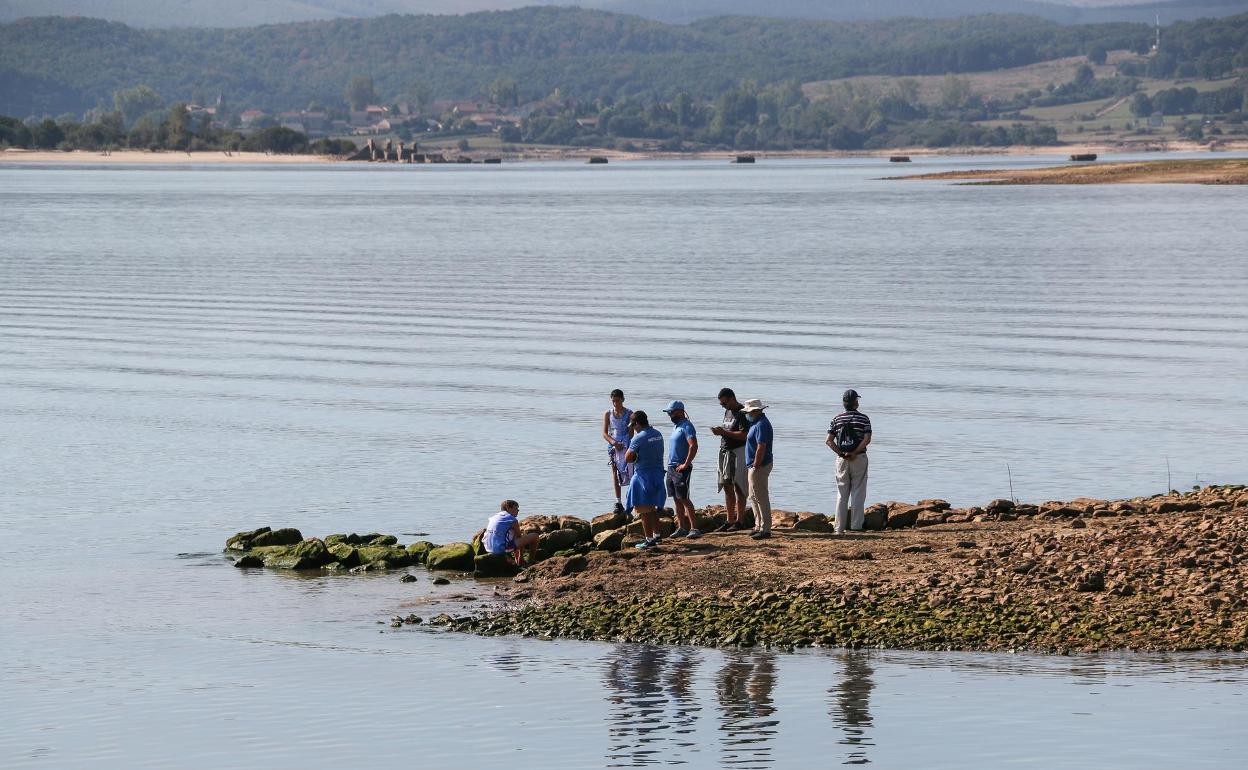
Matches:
[610,458,622,505]
[675,497,696,531]
[723,483,739,525]
[635,505,658,541]
[514,532,540,566]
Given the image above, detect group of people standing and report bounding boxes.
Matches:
[603,387,871,550]
[483,387,874,565]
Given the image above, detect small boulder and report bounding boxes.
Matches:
[538,528,585,557]
[399,573,418,583]
[251,528,303,547]
[264,554,319,570]
[558,516,592,541]
[863,504,888,531]
[368,534,398,546]
[591,511,629,535]
[694,510,724,532]
[432,576,450,586]
[1075,572,1106,592]
[327,542,360,567]
[357,545,412,568]
[233,555,264,568]
[917,499,951,511]
[772,511,800,529]
[886,506,921,529]
[406,541,437,564]
[474,553,522,578]
[225,526,270,551]
[916,511,949,527]
[290,538,331,565]
[593,528,626,552]
[986,499,1014,513]
[427,542,475,571]
[793,513,834,533]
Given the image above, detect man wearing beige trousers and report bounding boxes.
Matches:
[740,399,775,541]
[827,389,872,535]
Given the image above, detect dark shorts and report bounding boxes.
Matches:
[665,467,692,500]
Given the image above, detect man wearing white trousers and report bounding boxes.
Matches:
[827,389,872,535]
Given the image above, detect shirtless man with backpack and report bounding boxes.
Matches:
[826,389,872,535]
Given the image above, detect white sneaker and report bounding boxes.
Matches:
[686,529,702,539]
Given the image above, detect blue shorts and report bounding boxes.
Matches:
[626,467,667,511]
[665,467,692,500]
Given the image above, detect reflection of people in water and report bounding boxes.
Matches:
[717,651,779,769]
[602,645,703,766]
[829,651,875,765]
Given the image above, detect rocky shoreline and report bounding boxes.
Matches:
[445,486,1248,653]
[224,485,1248,654]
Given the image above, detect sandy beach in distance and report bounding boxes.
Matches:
[5,140,1248,166]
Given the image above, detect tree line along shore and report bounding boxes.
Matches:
[225,484,1248,654]
[3,11,1247,156]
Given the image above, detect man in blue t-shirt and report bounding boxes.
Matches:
[741,399,775,540]
[625,411,667,550]
[662,400,700,539]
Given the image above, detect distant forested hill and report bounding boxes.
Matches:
[2,0,1248,28]
[1,7,1245,116]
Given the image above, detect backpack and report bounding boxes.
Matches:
[836,416,861,454]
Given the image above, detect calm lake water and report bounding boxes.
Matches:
[2,156,1247,767]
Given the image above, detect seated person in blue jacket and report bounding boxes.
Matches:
[483,500,540,566]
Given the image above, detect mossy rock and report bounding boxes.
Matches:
[264,554,320,570]
[290,538,331,565]
[327,542,360,567]
[357,545,412,568]
[427,542,475,571]
[225,526,271,551]
[406,541,437,565]
[368,534,398,546]
[474,553,522,578]
[471,528,487,556]
[248,544,293,559]
[233,555,264,568]
[251,528,303,547]
[324,534,348,545]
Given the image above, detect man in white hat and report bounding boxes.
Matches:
[740,399,774,540]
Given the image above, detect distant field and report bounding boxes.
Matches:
[803,52,1135,104]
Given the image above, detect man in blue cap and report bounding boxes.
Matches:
[662,400,700,539]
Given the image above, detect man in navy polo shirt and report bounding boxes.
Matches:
[663,400,700,539]
[741,399,775,540]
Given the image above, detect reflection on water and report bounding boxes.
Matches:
[829,652,874,765]
[603,646,702,766]
[716,652,779,768]
[601,646,879,767]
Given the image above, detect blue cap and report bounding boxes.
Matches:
[662,400,685,413]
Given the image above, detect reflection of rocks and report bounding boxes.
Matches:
[829,651,875,765]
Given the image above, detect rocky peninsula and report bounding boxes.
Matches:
[225,485,1248,654]
[893,157,1248,185]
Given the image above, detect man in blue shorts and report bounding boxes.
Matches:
[662,400,700,539]
[625,411,667,550]
[483,500,539,566]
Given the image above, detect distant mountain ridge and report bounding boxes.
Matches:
[2,6,1245,118]
[1,0,1247,28]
